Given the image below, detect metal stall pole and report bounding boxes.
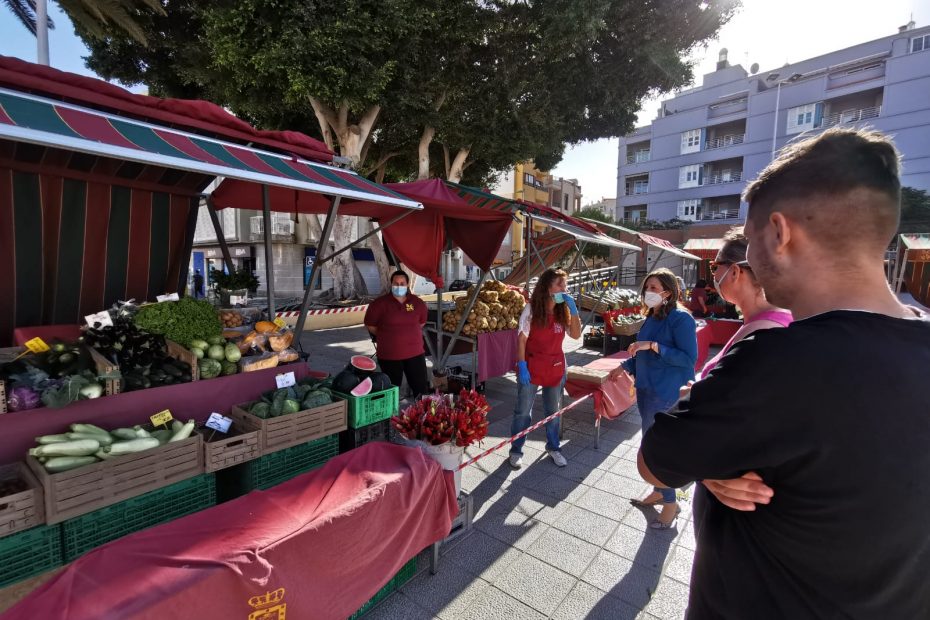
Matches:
[293,197,341,346]
[261,185,277,320]
[206,198,236,275]
[438,270,490,369]
[435,246,447,381]
[178,196,201,296]
[525,212,532,293]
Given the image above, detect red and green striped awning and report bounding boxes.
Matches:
[0,88,421,211]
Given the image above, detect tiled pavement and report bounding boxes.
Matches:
[303,326,696,620]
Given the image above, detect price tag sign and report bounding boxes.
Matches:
[150,409,174,427]
[205,412,233,433]
[24,337,50,354]
[84,310,113,328]
[275,371,297,389]
[273,317,287,329]
[229,295,245,305]
[156,293,180,302]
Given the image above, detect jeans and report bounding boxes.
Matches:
[637,389,679,504]
[510,376,566,455]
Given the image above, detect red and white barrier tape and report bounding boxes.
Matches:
[275,305,369,318]
[457,393,592,471]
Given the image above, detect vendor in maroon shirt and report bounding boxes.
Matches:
[364,270,429,397]
[688,279,709,317]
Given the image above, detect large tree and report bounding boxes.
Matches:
[78,0,738,297]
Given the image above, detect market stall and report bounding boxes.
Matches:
[565,351,635,448]
[683,237,725,284]
[891,233,930,308]
[2,443,457,620]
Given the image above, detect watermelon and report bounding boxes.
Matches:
[350,376,373,397]
[350,355,377,373]
[369,372,392,392]
[333,369,361,393]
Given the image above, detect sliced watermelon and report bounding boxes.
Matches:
[350,355,377,372]
[350,376,373,397]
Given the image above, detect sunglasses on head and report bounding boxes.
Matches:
[710,260,751,274]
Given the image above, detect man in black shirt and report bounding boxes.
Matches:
[637,128,930,619]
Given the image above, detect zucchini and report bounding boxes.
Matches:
[71,423,109,435]
[67,432,113,446]
[168,420,196,442]
[150,429,173,444]
[171,420,184,433]
[29,439,100,458]
[95,449,113,460]
[132,425,152,438]
[104,438,160,455]
[35,433,73,444]
[110,428,138,440]
[43,456,98,473]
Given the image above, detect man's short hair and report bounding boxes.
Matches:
[742,128,901,253]
[390,270,410,285]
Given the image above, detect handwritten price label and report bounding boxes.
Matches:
[24,338,50,354]
[150,410,174,427]
[84,310,113,328]
[156,293,180,302]
[205,412,233,433]
[275,371,296,389]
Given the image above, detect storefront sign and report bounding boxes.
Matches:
[204,246,254,259]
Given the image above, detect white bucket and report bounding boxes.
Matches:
[418,442,465,497]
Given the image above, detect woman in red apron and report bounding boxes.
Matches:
[509,268,582,469]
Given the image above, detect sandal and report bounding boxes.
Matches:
[649,505,681,530]
[630,497,662,508]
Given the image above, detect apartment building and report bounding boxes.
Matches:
[617,22,930,226]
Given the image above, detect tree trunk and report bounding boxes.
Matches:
[447,147,471,184]
[308,97,382,299]
[417,125,436,180]
[369,230,394,294]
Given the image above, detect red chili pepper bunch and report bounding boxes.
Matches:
[391,390,490,447]
[451,388,490,447]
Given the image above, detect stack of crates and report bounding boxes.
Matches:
[336,386,400,454]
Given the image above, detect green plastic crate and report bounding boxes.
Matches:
[246,434,339,491]
[62,474,216,562]
[334,387,399,428]
[0,523,62,588]
[348,557,417,619]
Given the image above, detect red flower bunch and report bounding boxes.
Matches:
[391,389,490,447]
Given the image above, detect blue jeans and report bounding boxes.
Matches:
[510,376,565,455]
[638,389,679,504]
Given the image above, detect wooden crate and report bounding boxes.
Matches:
[229,400,347,456]
[86,347,121,396]
[0,346,22,414]
[203,423,261,473]
[0,463,44,538]
[166,340,198,381]
[26,431,204,524]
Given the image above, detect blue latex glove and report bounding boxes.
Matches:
[517,360,531,385]
[562,294,579,316]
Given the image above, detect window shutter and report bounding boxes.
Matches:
[698,165,704,185]
[700,128,707,151]
[814,103,824,128]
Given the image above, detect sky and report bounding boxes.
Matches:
[1,1,928,203]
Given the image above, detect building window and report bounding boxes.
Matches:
[564,195,569,211]
[677,199,700,221]
[787,103,823,134]
[681,129,701,154]
[911,34,930,52]
[679,164,702,189]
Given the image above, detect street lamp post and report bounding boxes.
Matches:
[767,72,802,159]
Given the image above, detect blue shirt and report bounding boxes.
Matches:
[621,308,697,401]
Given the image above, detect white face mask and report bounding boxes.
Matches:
[713,265,732,290]
[643,291,664,308]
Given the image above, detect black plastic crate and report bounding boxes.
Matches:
[339,419,393,453]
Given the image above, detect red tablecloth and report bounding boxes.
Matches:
[11,324,82,346]
[0,363,309,464]
[476,329,519,383]
[705,318,741,346]
[696,322,711,370]
[3,443,457,620]
[564,352,635,420]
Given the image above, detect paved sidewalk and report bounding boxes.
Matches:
[302,326,696,620]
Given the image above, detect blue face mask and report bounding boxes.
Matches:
[392,285,408,297]
[553,292,565,304]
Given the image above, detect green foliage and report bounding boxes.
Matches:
[210,268,259,293]
[900,187,930,233]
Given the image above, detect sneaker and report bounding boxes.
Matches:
[548,449,568,467]
[509,453,523,469]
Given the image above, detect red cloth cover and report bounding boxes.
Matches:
[564,352,635,420]
[696,322,712,370]
[0,363,308,464]
[3,443,458,620]
[476,329,520,384]
[11,324,82,347]
[0,55,333,163]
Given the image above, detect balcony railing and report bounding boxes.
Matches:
[820,105,881,129]
[704,171,743,185]
[249,216,295,241]
[698,209,740,221]
[626,150,651,164]
[625,184,650,196]
[704,134,745,150]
